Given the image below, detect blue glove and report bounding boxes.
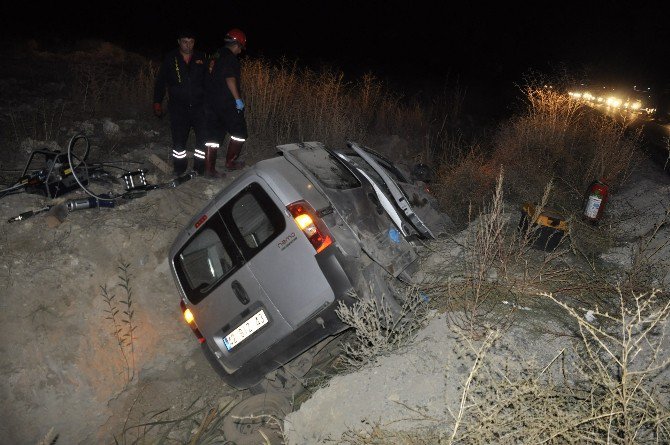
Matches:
[235,99,245,111]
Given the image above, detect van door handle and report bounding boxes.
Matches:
[231,280,250,305]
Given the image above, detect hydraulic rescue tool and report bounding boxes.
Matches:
[5,134,197,223]
[19,146,90,198]
[7,195,115,223]
[4,133,199,224]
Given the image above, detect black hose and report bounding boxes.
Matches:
[67,133,194,200]
[0,183,26,199]
[67,133,120,202]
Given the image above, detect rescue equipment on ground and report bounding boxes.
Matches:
[19,147,89,198]
[4,133,200,224]
[65,195,116,212]
[583,179,609,224]
[518,202,568,251]
[7,195,115,223]
[6,205,53,223]
[122,169,149,191]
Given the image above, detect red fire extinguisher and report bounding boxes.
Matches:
[583,179,609,223]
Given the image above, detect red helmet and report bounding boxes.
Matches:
[225,28,247,49]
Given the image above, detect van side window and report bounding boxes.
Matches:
[175,215,240,304]
[224,183,286,259]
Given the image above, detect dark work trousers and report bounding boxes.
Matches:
[169,103,206,150]
[204,102,248,144]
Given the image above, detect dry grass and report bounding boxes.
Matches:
[241,58,427,160]
[427,165,669,337]
[113,396,238,445]
[68,48,157,118]
[3,41,467,174]
[433,75,641,228]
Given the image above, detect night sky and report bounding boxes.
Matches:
[3,1,669,117]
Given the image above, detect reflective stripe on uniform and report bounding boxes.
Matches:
[194,148,206,159]
[230,136,246,142]
[205,142,220,149]
[172,149,187,159]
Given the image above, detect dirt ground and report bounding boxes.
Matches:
[1,45,670,445]
[1,143,668,444]
[0,154,253,443]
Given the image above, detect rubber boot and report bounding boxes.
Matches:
[205,146,224,178]
[193,148,206,175]
[225,139,246,170]
[172,157,187,176]
[172,148,188,176]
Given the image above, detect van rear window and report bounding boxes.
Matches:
[175,214,240,304]
[292,149,360,190]
[222,182,286,261]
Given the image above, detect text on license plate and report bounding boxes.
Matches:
[223,309,269,351]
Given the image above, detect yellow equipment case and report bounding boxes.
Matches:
[518,202,568,251]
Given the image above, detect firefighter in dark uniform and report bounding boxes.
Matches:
[153,30,207,175]
[204,28,248,176]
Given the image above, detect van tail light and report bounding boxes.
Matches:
[287,200,333,253]
[180,300,206,343]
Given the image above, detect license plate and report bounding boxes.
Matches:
[223,310,269,351]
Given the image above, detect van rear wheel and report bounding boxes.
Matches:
[248,352,312,396]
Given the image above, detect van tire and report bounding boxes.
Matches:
[248,338,321,396]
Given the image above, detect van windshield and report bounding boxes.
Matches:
[292,149,360,190]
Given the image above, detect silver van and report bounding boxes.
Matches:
[169,141,449,390]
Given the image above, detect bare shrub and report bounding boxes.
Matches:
[114,396,237,445]
[450,289,670,444]
[428,170,572,338]
[432,145,496,226]
[339,289,670,444]
[539,289,670,443]
[335,287,429,369]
